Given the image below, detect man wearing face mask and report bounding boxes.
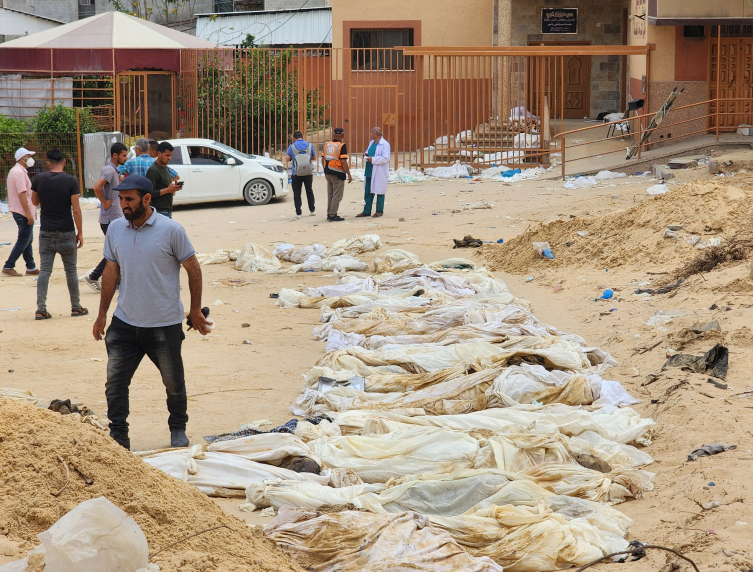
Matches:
[2,147,39,277]
[92,175,210,450]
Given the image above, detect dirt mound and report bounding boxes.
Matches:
[483,181,753,273]
[0,399,303,572]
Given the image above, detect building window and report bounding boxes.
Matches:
[683,25,704,38]
[711,25,753,37]
[78,0,95,18]
[235,0,265,10]
[351,28,414,71]
[214,0,236,13]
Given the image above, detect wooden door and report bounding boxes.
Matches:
[710,38,753,128]
[528,42,590,119]
[563,55,590,118]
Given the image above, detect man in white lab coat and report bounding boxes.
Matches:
[355,127,390,218]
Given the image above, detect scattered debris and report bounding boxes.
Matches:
[635,279,684,295]
[707,379,728,390]
[662,344,729,379]
[687,443,737,461]
[453,235,484,248]
[692,321,721,334]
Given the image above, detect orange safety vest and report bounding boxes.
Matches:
[323,141,347,173]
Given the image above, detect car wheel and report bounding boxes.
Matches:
[243,179,273,206]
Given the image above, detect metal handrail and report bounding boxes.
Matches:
[556,97,749,177]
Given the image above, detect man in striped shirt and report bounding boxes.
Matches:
[119,138,178,179]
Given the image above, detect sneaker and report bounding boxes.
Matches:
[309,210,316,216]
[171,429,189,448]
[83,275,101,292]
[294,214,302,220]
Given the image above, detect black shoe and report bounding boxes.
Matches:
[328,215,345,222]
[109,432,130,450]
[171,429,189,448]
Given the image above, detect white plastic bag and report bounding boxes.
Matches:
[1,497,158,572]
[646,184,669,195]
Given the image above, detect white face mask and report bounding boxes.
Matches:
[25,157,35,168]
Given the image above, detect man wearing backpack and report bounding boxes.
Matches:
[285,131,316,220]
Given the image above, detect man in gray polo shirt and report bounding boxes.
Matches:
[92,175,210,450]
[84,142,128,291]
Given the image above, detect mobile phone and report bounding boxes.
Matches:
[176,180,184,186]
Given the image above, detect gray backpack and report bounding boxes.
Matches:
[292,144,313,177]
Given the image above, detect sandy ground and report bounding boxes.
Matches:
[2,152,753,569]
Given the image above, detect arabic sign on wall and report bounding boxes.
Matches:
[541,8,578,34]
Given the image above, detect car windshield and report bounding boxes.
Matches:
[212,142,253,159]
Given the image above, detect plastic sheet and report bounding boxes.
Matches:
[328,234,382,256]
[284,255,368,274]
[274,243,327,263]
[235,243,282,273]
[142,449,328,496]
[265,508,504,572]
[196,249,239,265]
[1,497,157,572]
[563,177,597,189]
[425,162,472,179]
[373,249,422,273]
[329,405,655,446]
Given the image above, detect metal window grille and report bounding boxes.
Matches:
[711,25,753,37]
[350,29,414,71]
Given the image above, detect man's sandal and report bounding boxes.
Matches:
[71,307,89,317]
[35,311,52,320]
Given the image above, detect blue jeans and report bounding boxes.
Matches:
[157,210,172,219]
[37,231,80,313]
[3,212,35,270]
[104,316,187,447]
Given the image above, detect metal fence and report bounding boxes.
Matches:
[0,132,82,201]
[0,75,114,130]
[178,46,653,171]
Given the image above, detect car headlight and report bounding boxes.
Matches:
[261,163,284,173]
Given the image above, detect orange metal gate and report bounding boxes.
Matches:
[115,71,178,142]
[179,46,651,170]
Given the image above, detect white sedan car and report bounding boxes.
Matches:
[163,138,288,206]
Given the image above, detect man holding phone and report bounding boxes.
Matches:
[146,141,182,219]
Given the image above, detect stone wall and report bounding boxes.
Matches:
[510,0,629,118]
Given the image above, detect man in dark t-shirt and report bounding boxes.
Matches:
[146,141,181,218]
[30,149,87,320]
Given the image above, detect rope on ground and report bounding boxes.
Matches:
[51,454,70,497]
[574,545,700,572]
[149,524,231,560]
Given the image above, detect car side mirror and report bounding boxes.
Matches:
[226,157,237,165]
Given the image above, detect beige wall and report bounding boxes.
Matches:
[656,0,753,18]
[331,0,494,48]
[647,25,675,82]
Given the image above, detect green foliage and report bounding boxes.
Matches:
[0,115,28,155]
[30,104,99,135]
[193,49,328,155]
[241,34,256,49]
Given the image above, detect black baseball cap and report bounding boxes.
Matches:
[114,175,153,193]
[334,127,344,134]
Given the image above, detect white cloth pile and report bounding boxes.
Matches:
[141,255,657,571]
